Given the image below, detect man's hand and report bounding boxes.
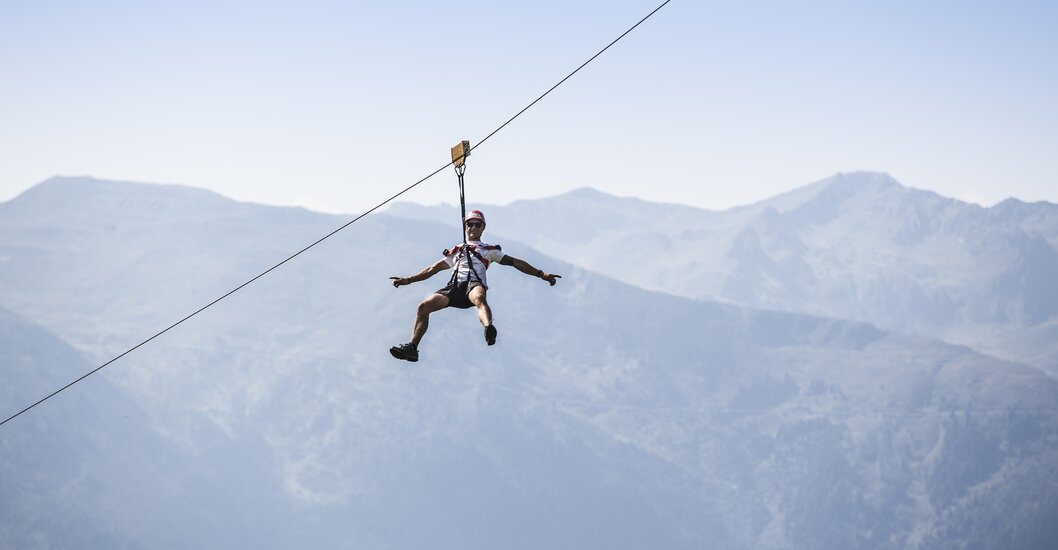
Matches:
[540,272,561,286]
[390,276,410,288]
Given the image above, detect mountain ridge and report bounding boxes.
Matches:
[386,171,1058,373]
[3,175,1058,548]
[8,173,1056,373]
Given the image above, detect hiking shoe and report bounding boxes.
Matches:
[484,324,498,346]
[389,343,419,362]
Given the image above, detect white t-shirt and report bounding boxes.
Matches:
[444,241,505,286]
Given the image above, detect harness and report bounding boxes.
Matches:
[444,244,490,286]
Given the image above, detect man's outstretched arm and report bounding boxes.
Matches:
[391,259,449,288]
[499,255,561,286]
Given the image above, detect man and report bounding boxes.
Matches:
[389,209,561,362]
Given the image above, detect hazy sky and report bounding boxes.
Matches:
[2,0,1055,213]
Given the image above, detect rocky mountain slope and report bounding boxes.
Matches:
[2,176,1057,549]
[388,172,1058,373]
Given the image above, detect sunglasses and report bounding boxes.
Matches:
[465,221,483,228]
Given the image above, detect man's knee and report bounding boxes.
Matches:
[418,294,448,315]
[468,288,488,306]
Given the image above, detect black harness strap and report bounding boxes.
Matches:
[447,145,482,287]
[445,245,486,287]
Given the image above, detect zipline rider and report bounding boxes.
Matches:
[389,209,561,362]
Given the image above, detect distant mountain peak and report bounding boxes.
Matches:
[542,186,637,207]
[799,171,903,204]
[26,175,225,199]
[12,175,241,208]
[563,187,610,198]
[1,176,253,227]
[825,170,901,187]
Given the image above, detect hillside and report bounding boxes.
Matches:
[2,176,1057,549]
[388,172,1058,373]
[0,309,306,549]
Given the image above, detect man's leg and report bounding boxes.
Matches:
[411,293,449,346]
[467,286,492,327]
[468,286,497,345]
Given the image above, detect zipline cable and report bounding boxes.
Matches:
[0,165,449,429]
[0,0,674,429]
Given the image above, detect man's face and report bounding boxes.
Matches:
[465,220,484,240]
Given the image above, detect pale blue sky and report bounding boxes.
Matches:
[1,0,1055,213]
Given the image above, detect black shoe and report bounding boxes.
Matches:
[484,324,497,346]
[390,343,419,362]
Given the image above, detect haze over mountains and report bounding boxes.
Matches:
[2,175,1057,549]
[389,172,1058,375]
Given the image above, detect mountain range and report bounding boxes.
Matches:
[2,175,1056,549]
[388,172,1058,375]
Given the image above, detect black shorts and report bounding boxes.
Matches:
[436,281,485,309]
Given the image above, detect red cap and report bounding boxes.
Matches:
[465,210,486,226]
